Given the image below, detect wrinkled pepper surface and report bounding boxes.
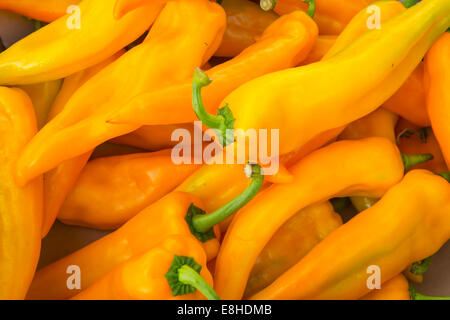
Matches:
[0,87,43,299]
[251,170,450,300]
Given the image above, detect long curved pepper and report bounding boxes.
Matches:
[409,286,450,300]
[0,0,80,22]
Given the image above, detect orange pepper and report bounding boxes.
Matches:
[41,51,125,237]
[300,35,336,65]
[15,0,226,186]
[360,274,410,300]
[72,236,217,300]
[274,0,374,35]
[109,10,318,125]
[0,0,80,22]
[214,137,406,299]
[251,170,450,300]
[396,118,447,173]
[58,150,201,230]
[215,0,278,58]
[244,201,342,298]
[0,0,164,84]
[0,87,43,299]
[425,32,450,168]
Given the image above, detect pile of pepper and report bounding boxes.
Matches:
[0,0,449,301]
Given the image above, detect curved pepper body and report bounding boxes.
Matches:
[0,0,164,85]
[41,51,125,237]
[72,236,213,300]
[27,191,220,300]
[223,0,449,160]
[275,0,374,35]
[251,170,450,300]
[425,32,450,168]
[58,150,201,230]
[15,0,227,186]
[215,0,278,57]
[300,35,336,65]
[360,274,410,300]
[0,0,80,22]
[214,137,405,299]
[109,10,318,125]
[0,87,43,299]
[244,201,342,298]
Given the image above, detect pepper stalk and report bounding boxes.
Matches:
[409,286,450,300]
[410,256,433,275]
[259,0,315,18]
[165,255,220,300]
[186,163,264,242]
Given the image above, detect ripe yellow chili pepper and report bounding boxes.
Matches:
[193,0,450,157]
[72,235,217,300]
[214,137,407,299]
[300,35,336,65]
[251,170,450,300]
[41,51,125,237]
[215,0,278,58]
[58,150,201,230]
[0,0,80,22]
[109,9,318,126]
[0,87,43,299]
[425,32,450,169]
[19,80,62,129]
[274,0,373,35]
[0,0,164,85]
[114,0,167,19]
[244,201,342,298]
[360,275,410,300]
[27,164,263,300]
[15,0,226,186]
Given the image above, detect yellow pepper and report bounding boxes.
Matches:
[0,0,80,22]
[360,275,410,300]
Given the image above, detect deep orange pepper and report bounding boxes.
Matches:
[0,0,80,22]
[15,0,226,186]
[0,87,43,299]
[58,150,201,230]
[109,10,318,125]
[72,235,216,300]
[425,32,450,168]
[244,201,342,298]
[274,0,374,35]
[41,51,125,237]
[214,137,405,299]
[396,118,447,173]
[215,0,278,57]
[360,274,411,300]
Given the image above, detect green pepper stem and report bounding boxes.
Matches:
[409,286,450,300]
[302,0,316,18]
[178,265,220,300]
[192,163,264,233]
[437,171,450,182]
[401,153,434,172]
[192,68,235,146]
[330,197,350,213]
[402,0,420,8]
[260,0,276,11]
[410,256,433,275]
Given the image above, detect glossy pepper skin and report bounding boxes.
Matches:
[41,51,125,237]
[396,119,447,173]
[19,80,62,129]
[300,35,336,65]
[252,170,450,300]
[58,150,201,230]
[0,87,43,299]
[0,0,80,22]
[27,191,220,300]
[197,0,450,161]
[274,0,373,35]
[214,137,405,299]
[215,0,278,57]
[15,0,226,186]
[360,275,410,300]
[425,32,450,169]
[244,201,342,298]
[0,0,164,85]
[72,236,214,300]
[109,10,318,125]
